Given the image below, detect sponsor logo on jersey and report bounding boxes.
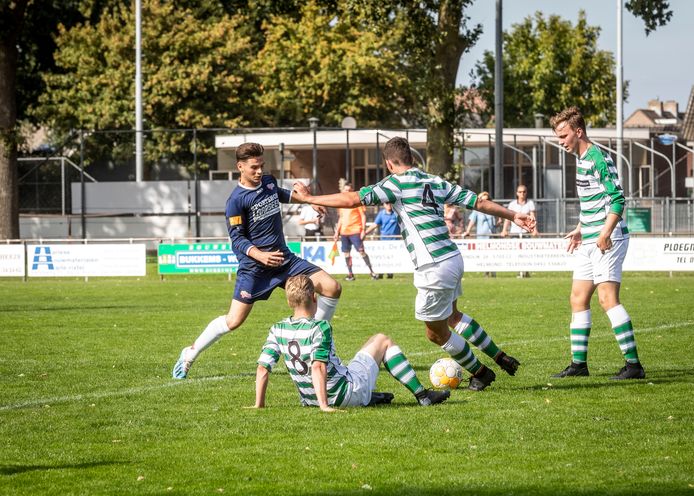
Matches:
[229,216,242,226]
[267,183,275,190]
[576,179,590,187]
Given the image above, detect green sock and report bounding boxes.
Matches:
[383,346,425,395]
[570,310,591,363]
[607,305,640,363]
[442,331,482,375]
[454,314,500,359]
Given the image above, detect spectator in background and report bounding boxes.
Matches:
[463,191,499,277]
[501,184,538,278]
[334,183,379,281]
[365,202,401,278]
[298,204,322,240]
[444,203,464,236]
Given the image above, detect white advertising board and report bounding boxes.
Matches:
[301,238,694,274]
[27,244,146,277]
[0,245,25,277]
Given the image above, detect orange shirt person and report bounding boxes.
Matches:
[334,183,379,281]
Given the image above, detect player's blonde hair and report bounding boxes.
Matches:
[285,275,315,309]
[550,106,586,134]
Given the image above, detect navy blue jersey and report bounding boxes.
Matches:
[226,175,292,268]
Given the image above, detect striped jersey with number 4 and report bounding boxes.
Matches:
[576,145,629,243]
[359,168,477,269]
[257,317,351,407]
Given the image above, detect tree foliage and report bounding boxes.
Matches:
[253,1,415,128]
[626,0,673,35]
[33,0,257,162]
[472,11,621,128]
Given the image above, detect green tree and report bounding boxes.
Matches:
[472,11,620,128]
[0,0,89,238]
[253,1,415,128]
[343,0,482,176]
[626,0,673,35]
[34,0,256,166]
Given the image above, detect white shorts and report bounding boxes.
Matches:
[573,238,629,284]
[413,254,464,322]
[341,351,379,407]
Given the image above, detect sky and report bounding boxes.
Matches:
[456,0,694,118]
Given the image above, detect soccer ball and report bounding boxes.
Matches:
[429,358,463,390]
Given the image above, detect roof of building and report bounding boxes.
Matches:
[681,86,694,143]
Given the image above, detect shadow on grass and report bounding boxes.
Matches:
[0,460,127,476]
[0,305,145,313]
[523,368,694,391]
[300,483,692,496]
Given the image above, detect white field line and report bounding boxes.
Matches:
[2,321,691,412]
[0,374,236,412]
[407,320,694,357]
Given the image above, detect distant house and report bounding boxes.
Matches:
[624,98,684,131]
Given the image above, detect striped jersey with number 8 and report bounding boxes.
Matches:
[359,168,477,269]
[257,317,351,407]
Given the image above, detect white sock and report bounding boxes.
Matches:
[571,309,592,327]
[606,304,630,327]
[315,296,339,321]
[189,316,230,361]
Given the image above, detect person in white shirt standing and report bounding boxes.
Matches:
[298,204,322,240]
[501,185,538,277]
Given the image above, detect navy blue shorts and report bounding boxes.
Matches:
[233,253,321,304]
[341,234,364,253]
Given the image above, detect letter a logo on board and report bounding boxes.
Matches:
[32,246,54,270]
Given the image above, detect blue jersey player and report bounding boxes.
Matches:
[173,142,342,379]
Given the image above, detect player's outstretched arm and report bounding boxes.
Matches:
[253,365,270,408]
[311,360,337,413]
[292,182,361,208]
[475,198,536,233]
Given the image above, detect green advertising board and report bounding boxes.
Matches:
[158,243,238,274]
[626,207,651,233]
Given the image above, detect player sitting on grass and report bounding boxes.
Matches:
[252,275,450,411]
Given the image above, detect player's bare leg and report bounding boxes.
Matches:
[173,299,254,379]
[360,333,448,406]
[447,301,520,376]
[426,317,495,391]
[309,270,341,321]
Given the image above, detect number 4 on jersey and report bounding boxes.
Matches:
[422,184,439,212]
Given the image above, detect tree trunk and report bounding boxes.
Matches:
[0,37,20,240]
[426,0,465,177]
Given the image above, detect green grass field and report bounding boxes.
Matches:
[1,269,693,495]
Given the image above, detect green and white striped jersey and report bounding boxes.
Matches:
[257,317,351,407]
[576,145,629,243]
[359,168,477,269]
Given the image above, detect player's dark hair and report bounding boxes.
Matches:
[383,137,413,167]
[550,107,587,134]
[285,275,315,309]
[236,142,264,162]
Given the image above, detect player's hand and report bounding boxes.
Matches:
[257,250,284,267]
[319,406,344,413]
[513,213,535,233]
[596,232,612,254]
[333,232,339,242]
[360,230,366,240]
[564,228,582,254]
[311,205,327,218]
[292,182,311,202]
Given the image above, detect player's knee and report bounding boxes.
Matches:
[598,294,619,310]
[224,314,243,331]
